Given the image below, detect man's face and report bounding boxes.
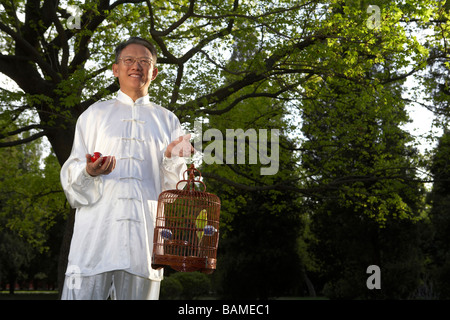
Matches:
[112,43,158,97]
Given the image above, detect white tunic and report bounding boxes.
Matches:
[60,90,187,280]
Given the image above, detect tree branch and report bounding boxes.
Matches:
[0,131,47,148]
[177,33,329,113]
[200,83,298,115]
[0,124,45,140]
[147,0,195,37]
[79,81,120,112]
[170,64,184,106]
[48,2,70,78]
[0,20,61,82]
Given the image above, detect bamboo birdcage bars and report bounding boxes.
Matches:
[152,164,221,274]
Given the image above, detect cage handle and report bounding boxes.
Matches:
[176,164,206,191]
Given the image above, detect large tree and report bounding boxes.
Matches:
[297,0,432,298]
[415,2,450,298]
[300,74,427,298]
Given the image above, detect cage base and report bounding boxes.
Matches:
[152,254,216,274]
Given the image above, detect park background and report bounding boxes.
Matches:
[2,0,450,300]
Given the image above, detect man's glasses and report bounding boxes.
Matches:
[118,56,153,67]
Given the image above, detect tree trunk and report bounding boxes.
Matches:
[57,208,76,299]
[8,271,17,295]
[303,271,316,297]
[47,124,78,299]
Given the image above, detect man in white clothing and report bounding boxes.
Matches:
[60,37,193,300]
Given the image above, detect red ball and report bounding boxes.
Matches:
[90,152,105,165]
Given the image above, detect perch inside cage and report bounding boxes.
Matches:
[152,164,221,274]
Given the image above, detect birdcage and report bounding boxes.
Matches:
[152,164,220,274]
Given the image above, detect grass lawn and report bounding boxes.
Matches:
[0,291,58,300]
[1,291,326,300]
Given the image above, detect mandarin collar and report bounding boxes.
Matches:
[116,90,151,106]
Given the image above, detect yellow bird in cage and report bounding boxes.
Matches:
[195,209,208,241]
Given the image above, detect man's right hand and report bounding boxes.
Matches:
[86,154,116,177]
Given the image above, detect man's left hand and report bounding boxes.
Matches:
[165,134,195,158]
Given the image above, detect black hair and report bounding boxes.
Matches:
[114,37,158,64]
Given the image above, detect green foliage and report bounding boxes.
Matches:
[159,275,183,300]
[296,3,431,296]
[300,53,425,226]
[215,189,305,299]
[0,135,67,291]
[0,139,67,252]
[310,201,426,299]
[194,63,306,298]
[160,271,212,300]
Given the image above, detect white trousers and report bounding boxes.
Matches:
[61,270,161,300]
